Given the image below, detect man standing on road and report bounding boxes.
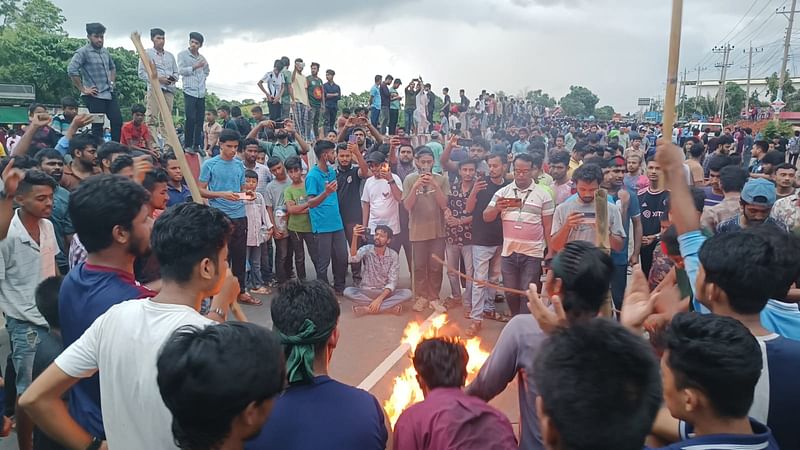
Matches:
[177,32,209,152]
[444,159,476,314]
[483,153,554,317]
[466,153,508,335]
[306,140,349,294]
[137,28,178,143]
[68,22,122,142]
[323,69,341,133]
[198,129,258,305]
[336,142,369,285]
[36,149,75,275]
[264,157,294,285]
[403,147,449,311]
[637,156,669,275]
[390,141,416,269]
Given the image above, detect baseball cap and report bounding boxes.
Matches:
[365,151,386,164]
[741,178,776,206]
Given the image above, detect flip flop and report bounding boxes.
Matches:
[237,293,263,306]
[483,311,511,322]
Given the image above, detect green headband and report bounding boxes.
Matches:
[278,318,335,384]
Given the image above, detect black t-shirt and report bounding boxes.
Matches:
[379,84,391,108]
[336,164,363,224]
[471,180,508,246]
[637,188,669,236]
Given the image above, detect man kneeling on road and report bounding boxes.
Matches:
[345,224,412,316]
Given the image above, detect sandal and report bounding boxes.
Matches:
[237,293,263,306]
[483,311,511,322]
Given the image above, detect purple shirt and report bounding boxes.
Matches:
[394,387,518,450]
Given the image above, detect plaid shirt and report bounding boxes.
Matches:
[177,49,209,98]
[67,43,116,100]
[137,48,179,93]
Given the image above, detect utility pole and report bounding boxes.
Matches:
[775,0,798,120]
[742,42,764,116]
[679,67,688,119]
[713,44,734,121]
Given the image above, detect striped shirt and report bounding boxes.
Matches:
[137,48,179,93]
[489,182,554,258]
[177,49,209,98]
[67,44,116,100]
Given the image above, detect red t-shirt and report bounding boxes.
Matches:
[120,121,151,149]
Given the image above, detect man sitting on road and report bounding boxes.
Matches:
[345,224,412,316]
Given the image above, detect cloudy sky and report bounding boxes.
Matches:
[53,0,795,112]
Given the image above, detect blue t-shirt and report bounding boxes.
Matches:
[58,263,155,438]
[370,84,381,109]
[199,156,245,219]
[246,376,387,450]
[306,165,343,233]
[665,419,778,450]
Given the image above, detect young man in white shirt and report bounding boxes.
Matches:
[361,151,403,253]
[20,203,239,450]
[0,169,59,450]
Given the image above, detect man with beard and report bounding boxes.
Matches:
[717,178,787,233]
[249,120,309,162]
[390,140,415,269]
[162,152,193,207]
[548,151,573,205]
[57,175,156,444]
[337,142,369,284]
[36,149,75,274]
[550,163,626,255]
[345,225,411,316]
[60,134,100,191]
[0,170,60,450]
[440,136,490,175]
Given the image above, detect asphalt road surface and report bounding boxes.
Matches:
[0,253,520,449]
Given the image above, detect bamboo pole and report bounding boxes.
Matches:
[661,0,684,134]
[131,32,247,322]
[595,188,613,316]
[431,255,527,296]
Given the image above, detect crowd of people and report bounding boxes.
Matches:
[0,20,797,450]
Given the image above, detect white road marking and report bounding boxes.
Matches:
[357,311,443,391]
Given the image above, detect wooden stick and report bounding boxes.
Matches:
[431,255,527,296]
[661,0,684,134]
[131,32,247,322]
[594,188,613,317]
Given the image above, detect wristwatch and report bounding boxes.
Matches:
[86,436,102,450]
[207,307,226,318]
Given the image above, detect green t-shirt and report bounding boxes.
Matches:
[281,69,292,104]
[389,87,400,110]
[284,184,312,232]
[307,76,324,108]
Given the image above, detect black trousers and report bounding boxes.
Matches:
[83,94,122,142]
[343,222,362,284]
[269,102,282,121]
[324,107,337,133]
[274,237,294,283]
[289,231,318,280]
[229,217,248,293]
[184,93,205,149]
[388,109,399,135]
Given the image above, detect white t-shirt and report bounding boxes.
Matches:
[361,174,403,234]
[55,299,214,450]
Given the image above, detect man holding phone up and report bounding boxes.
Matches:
[483,153,554,316]
[137,28,178,142]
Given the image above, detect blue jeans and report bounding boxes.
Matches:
[370,107,381,128]
[445,243,473,308]
[6,317,48,393]
[343,287,413,311]
[501,253,543,316]
[471,245,501,320]
[246,245,264,290]
[314,230,348,292]
[404,109,415,133]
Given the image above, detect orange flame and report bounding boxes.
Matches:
[383,314,491,428]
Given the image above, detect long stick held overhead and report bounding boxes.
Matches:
[662,0,684,133]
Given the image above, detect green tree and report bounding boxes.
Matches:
[761,120,793,140]
[594,105,615,121]
[677,95,716,118]
[723,82,746,121]
[765,71,795,102]
[526,89,556,108]
[339,91,370,111]
[559,86,599,117]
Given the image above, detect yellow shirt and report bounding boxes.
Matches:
[567,158,582,179]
